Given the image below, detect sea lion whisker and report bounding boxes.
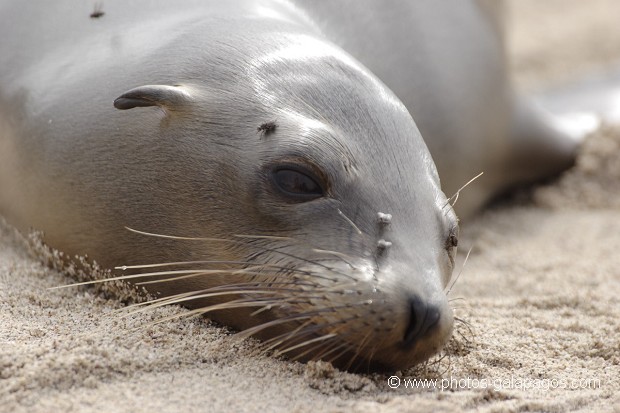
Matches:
[249,304,277,317]
[134,269,273,285]
[258,251,357,281]
[440,355,453,376]
[246,294,334,317]
[122,291,293,318]
[453,316,472,326]
[272,333,338,357]
[345,330,373,371]
[337,208,363,236]
[133,305,242,331]
[114,291,198,313]
[245,295,319,318]
[242,289,334,316]
[156,299,298,326]
[231,264,323,279]
[114,260,277,270]
[296,336,350,362]
[237,235,349,255]
[311,249,357,269]
[236,234,359,269]
[445,245,473,296]
[282,301,373,318]
[349,351,372,373]
[454,316,475,336]
[433,353,448,366]
[293,326,365,363]
[115,261,331,284]
[267,316,360,354]
[455,329,473,345]
[115,263,332,288]
[326,342,358,365]
[237,297,323,312]
[236,306,362,341]
[233,234,294,241]
[263,323,338,355]
[237,234,360,271]
[260,319,316,350]
[205,280,320,291]
[307,337,348,362]
[276,261,356,283]
[245,297,308,313]
[126,280,320,311]
[452,320,476,347]
[129,307,214,331]
[278,334,347,361]
[126,226,356,280]
[235,263,337,282]
[163,291,325,309]
[104,265,313,289]
[354,330,385,370]
[233,315,316,340]
[443,171,484,209]
[245,247,357,283]
[363,344,380,372]
[125,227,230,242]
[427,352,449,369]
[47,269,215,289]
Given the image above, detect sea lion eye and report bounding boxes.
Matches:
[447,233,458,249]
[272,167,324,200]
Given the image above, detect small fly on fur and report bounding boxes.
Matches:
[257,121,277,138]
[90,3,105,18]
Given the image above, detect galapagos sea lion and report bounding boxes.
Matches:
[0,0,575,371]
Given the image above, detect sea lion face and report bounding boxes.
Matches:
[116,32,457,371]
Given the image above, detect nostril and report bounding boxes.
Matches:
[403,296,441,348]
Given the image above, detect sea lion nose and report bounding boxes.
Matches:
[402,295,441,348]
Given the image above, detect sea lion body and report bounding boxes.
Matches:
[0,0,574,370]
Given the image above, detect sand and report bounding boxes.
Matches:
[508,0,620,92]
[2,2,620,412]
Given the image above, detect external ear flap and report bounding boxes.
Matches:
[113,85,192,110]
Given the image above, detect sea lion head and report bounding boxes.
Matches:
[113,24,457,371]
